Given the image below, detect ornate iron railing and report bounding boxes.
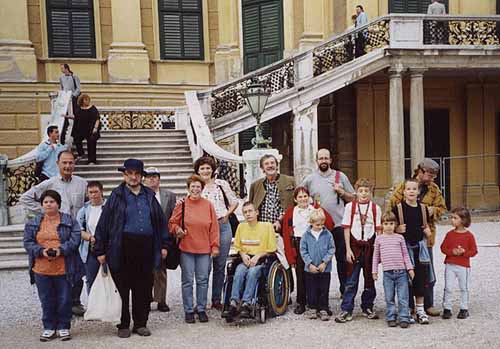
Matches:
[98,107,180,130]
[423,18,500,45]
[210,59,295,119]
[313,18,390,76]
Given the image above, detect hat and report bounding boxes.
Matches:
[144,167,161,177]
[417,158,439,173]
[118,159,145,174]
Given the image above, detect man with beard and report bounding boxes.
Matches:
[301,149,355,297]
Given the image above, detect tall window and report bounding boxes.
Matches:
[46,0,96,58]
[159,0,204,60]
[389,0,449,13]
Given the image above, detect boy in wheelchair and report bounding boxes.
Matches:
[226,201,277,319]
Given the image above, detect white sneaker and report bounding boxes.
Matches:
[305,309,318,319]
[40,330,56,342]
[57,329,71,341]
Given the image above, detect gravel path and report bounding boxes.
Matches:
[1,222,499,348]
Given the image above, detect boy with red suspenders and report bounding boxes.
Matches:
[335,178,382,323]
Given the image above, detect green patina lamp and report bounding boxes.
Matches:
[241,78,272,149]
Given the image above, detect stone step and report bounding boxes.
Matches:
[88,149,191,158]
[93,144,190,151]
[0,224,25,237]
[76,155,193,163]
[89,138,189,145]
[0,236,23,249]
[100,130,186,137]
[0,248,27,261]
[0,259,29,271]
[75,169,193,176]
[75,163,194,172]
[81,175,191,184]
[103,186,187,198]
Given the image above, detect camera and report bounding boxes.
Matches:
[47,248,57,257]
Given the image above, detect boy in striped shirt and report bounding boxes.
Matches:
[372,212,415,328]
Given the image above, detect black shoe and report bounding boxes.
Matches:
[457,309,469,319]
[198,311,209,323]
[240,303,251,318]
[442,309,452,319]
[185,312,195,324]
[388,320,397,327]
[71,304,85,317]
[117,328,131,338]
[132,327,151,336]
[157,303,170,312]
[294,304,306,315]
[400,322,409,328]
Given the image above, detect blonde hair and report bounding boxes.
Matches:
[309,208,326,224]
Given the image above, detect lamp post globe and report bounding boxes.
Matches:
[241,78,271,148]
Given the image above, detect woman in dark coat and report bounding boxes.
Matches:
[73,94,100,165]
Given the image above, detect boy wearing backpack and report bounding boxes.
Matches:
[335,178,381,323]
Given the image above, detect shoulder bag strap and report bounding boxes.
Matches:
[397,203,404,226]
[181,200,185,231]
[217,184,230,210]
[420,204,428,227]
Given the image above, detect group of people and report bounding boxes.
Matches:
[37,63,100,180]
[22,147,477,342]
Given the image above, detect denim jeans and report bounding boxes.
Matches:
[424,247,435,309]
[84,255,100,294]
[210,220,232,303]
[443,263,470,310]
[71,278,84,306]
[34,273,72,330]
[340,257,376,312]
[180,252,211,313]
[383,270,410,323]
[231,263,264,304]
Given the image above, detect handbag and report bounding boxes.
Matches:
[218,184,240,237]
[84,264,122,323]
[165,201,183,270]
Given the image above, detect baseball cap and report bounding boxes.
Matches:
[118,158,145,174]
[144,167,161,177]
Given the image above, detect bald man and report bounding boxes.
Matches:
[301,149,355,296]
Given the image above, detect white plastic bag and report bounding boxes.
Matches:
[84,265,122,323]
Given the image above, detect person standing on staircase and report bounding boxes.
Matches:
[144,167,176,313]
[93,159,171,338]
[301,149,356,298]
[59,64,81,146]
[72,94,100,165]
[36,125,67,182]
[20,150,87,317]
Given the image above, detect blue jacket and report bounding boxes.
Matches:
[36,141,66,178]
[23,212,84,285]
[300,227,336,273]
[76,200,106,263]
[93,183,172,272]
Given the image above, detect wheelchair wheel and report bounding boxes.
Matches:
[267,261,290,316]
[257,306,266,324]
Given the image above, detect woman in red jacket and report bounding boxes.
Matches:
[282,186,334,314]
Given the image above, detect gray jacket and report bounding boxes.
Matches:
[158,188,176,232]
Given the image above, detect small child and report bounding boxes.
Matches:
[440,206,477,320]
[300,209,335,321]
[392,178,433,325]
[372,212,415,328]
[336,178,381,323]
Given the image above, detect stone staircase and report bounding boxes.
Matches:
[75,129,193,197]
[0,129,194,271]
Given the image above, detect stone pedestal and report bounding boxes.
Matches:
[293,101,318,184]
[107,0,149,83]
[242,148,282,196]
[0,0,37,81]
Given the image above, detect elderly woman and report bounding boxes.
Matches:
[281,186,334,315]
[73,94,100,165]
[169,174,220,324]
[194,156,238,310]
[388,158,447,317]
[23,190,82,342]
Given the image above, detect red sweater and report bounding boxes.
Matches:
[440,230,477,268]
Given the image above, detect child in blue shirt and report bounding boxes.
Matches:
[300,209,335,321]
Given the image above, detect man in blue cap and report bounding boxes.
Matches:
[94,159,172,338]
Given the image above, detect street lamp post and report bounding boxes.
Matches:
[241,78,272,149]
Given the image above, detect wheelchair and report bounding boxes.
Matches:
[221,253,290,323]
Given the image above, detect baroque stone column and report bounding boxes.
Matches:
[108,0,150,83]
[0,0,37,81]
[388,65,405,185]
[292,101,319,184]
[410,68,426,170]
[214,0,241,84]
[298,0,327,51]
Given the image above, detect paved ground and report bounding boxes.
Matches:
[1,222,499,348]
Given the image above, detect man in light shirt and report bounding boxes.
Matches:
[427,0,446,15]
[36,125,67,181]
[144,167,176,313]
